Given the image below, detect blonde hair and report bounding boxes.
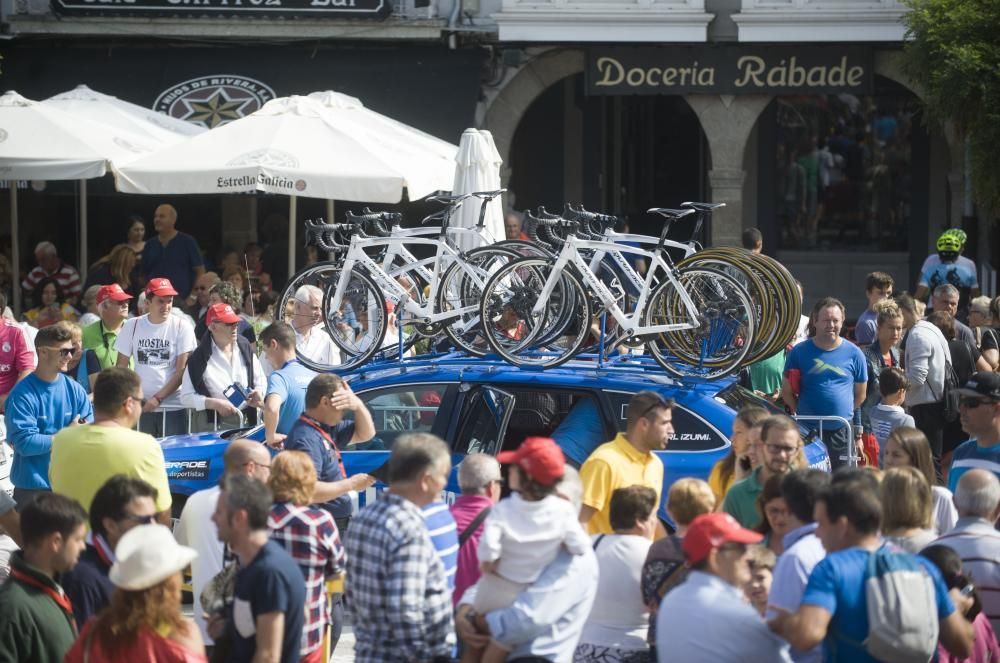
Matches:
[881,466,932,530]
[747,544,776,572]
[666,478,716,526]
[269,451,317,506]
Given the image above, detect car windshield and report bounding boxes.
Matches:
[714,383,818,442]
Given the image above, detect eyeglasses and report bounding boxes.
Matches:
[244,461,271,470]
[766,443,799,456]
[960,397,995,409]
[123,513,156,525]
[637,395,671,420]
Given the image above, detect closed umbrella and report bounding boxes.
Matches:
[0,90,156,314]
[114,93,459,279]
[451,128,504,251]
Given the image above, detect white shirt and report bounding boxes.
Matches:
[932,486,958,535]
[766,525,826,663]
[174,486,224,645]
[114,314,197,409]
[659,571,792,662]
[933,517,1000,633]
[479,493,591,584]
[179,340,266,411]
[578,533,651,652]
[259,324,340,375]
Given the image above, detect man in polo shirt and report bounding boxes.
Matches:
[142,204,205,300]
[59,475,158,628]
[949,372,1000,490]
[261,322,315,448]
[81,284,131,370]
[49,368,172,520]
[724,415,803,529]
[284,373,376,533]
[658,513,792,662]
[579,391,672,535]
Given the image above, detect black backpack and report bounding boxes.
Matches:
[939,359,961,423]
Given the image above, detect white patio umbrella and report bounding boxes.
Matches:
[42,85,205,272]
[114,93,459,279]
[0,90,157,314]
[451,128,504,250]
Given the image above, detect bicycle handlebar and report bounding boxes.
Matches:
[303,218,355,252]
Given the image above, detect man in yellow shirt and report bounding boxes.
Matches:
[50,367,172,521]
[579,391,672,535]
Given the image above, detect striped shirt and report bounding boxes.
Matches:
[948,438,1000,492]
[268,502,345,657]
[22,262,82,300]
[932,517,1000,634]
[422,500,459,591]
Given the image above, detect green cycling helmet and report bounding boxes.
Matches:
[937,232,962,253]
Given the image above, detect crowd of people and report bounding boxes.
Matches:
[0,206,997,662]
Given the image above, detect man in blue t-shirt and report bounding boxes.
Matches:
[141,204,205,300]
[551,398,606,467]
[284,373,376,532]
[5,324,94,507]
[948,372,1000,491]
[261,322,316,448]
[769,477,974,661]
[211,474,305,663]
[782,298,867,469]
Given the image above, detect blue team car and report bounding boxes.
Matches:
[160,355,830,525]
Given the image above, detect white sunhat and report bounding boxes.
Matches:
[109,524,198,591]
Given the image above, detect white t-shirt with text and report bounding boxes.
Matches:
[115,315,197,409]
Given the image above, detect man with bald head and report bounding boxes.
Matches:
[933,468,1000,632]
[174,437,272,645]
[142,203,206,300]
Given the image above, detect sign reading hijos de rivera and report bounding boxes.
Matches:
[586,46,873,96]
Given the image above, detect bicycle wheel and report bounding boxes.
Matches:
[319,269,389,371]
[644,267,755,379]
[479,257,591,368]
[438,245,525,356]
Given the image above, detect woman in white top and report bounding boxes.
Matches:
[882,426,958,534]
[181,303,265,432]
[574,485,658,663]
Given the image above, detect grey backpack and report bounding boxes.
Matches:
[863,547,939,663]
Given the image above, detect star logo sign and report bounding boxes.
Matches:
[180,90,250,128]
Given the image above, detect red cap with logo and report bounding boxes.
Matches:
[145,278,178,298]
[96,283,133,305]
[682,513,764,564]
[496,436,565,486]
[206,303,241,326]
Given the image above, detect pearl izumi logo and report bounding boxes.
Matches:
[154,75,276,129]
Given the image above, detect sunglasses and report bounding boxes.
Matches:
[638,395,671,420]
[960,397,996,409]
[123,514,156,525]
[47,346,75,358]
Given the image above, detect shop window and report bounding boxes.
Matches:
[770,83,921,251]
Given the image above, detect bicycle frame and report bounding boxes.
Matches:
[586,230,699,293]
[530,235,703,337]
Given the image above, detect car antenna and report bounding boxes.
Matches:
[244,254,256,319]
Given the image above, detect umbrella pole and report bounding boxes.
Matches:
[79,179,88,278]
[10,186,20,318]
[288,195,297,281]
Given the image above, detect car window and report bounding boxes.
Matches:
[454,386,515,456]
[713,383,815,441]
[606,391,728,452]
[353,384,448,450]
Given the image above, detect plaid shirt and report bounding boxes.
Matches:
[268,502,346,656]
[344,493,454,663]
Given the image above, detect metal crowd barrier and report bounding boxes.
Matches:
[790,414,858,469]
[136,407,251,437]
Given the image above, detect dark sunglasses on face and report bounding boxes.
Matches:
[122,513,156,525]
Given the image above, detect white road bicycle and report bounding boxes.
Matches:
[478,207,757,379]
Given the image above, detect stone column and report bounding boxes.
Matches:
[684,94,771,247]
[708,168,747,247]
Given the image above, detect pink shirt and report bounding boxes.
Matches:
[0,320,34,400]
[449,494,493,607]
[936,613,1000,663]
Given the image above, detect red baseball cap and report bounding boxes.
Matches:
[96,283,132,305]
[206,303,241,325]
[145,278,178,298]
[683,513,763,564]
[496,437,565,486]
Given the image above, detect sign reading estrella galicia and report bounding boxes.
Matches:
[586,46,873,96]
[52,0,388,17]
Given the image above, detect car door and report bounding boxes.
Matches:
[452,384,516,459]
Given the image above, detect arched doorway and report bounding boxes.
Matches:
[507,72,709,237]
